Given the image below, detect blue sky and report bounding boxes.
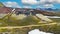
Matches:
[0,0,60,9]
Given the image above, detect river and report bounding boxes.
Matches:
[28,29,53,34]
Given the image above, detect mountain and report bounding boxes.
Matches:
[36,8,60,12]
[0,7,56,16]
[0,2,57,16]
[0,2,5,7]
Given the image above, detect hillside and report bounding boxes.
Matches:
[0,2,5,7]
[0,2,59,16]
[0,7,57,16]
[0,2,60,34]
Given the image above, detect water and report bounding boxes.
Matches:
[28,29,53,34]
[45,16,60,18]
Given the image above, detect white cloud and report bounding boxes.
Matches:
[23,6,32,8]
[39,0,46,3]
[37,4,54,8]
[40,0,60,4]
[37,6,43,8]
[43,4,54,8]
[48,0,55,3]
[22,0,60,5]
[3,1,21,8]
[56,0,60,3]
[22,0,38,5]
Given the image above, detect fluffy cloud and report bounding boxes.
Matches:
[56,0,60,3]
[3,1,32,8]
[23,6,32,8]
[43,4,54,8]
[21,0,38,5]
[21,0,58,8]
[40,0,60,4]
[3,1,21,8]
[37,4,54,8]
[22,0,60,5]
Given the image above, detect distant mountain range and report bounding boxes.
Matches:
[0,7,57,16]
[0,2,60,16]
[36,8,60,12]
[36,8,60,16]
[0,2,60,12]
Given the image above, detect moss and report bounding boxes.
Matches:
[19,15,40,26]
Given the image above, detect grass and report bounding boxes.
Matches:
[19,15,40,26]
[0,24,59,34]
[0,15,40,26]
[0,12,60,34]
[50,18,60,23]
[0,14,59,26]
[0,14,60,34]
